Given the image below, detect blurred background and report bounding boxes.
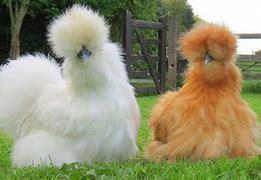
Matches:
[0,0,197,62]
[0,0,260,93]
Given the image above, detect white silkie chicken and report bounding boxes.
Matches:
[0,5,140,167]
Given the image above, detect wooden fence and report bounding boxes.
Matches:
[123,10,178,94]
[123,10,169,94]
[236,34,261,79]
[123,11,261,94]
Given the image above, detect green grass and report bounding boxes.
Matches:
[242,80,261,93]
[0,93,260,179]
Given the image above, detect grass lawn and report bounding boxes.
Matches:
[0,92,260,179]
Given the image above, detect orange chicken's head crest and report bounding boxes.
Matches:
[179,23,237,64]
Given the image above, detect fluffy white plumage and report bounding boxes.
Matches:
[0,5,140,167]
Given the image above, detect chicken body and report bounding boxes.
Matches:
[146,24,260,162]
[0,5,140,167]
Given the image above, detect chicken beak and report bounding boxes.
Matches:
[77,46,92,61]
[204,54,214,64]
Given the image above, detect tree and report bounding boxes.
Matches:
[255,49,261,55]
[0,0,159,59]
[3,0,30,59]
[194,14,206,24]
[161,0,195,31]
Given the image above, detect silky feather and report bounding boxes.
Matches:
[145,23,260,162]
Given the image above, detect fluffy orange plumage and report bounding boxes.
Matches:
[145,23,260,162]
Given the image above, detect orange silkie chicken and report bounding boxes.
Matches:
[145,23,260,162]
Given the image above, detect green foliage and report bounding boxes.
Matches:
[26,0,159,41]
[0,0,159,60]
[131,61,149,71]
[255,49,261,55]
[176,74,185,87]
[161,0,195,31]
[194,14,206,24]
[0,0,196,76]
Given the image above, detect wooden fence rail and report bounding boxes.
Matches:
[236,33,261,79]
[131,20,163,29]
[237,34,261,39]
[238,55,261,60]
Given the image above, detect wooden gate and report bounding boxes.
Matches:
[123,10,167,94]
[237,34,261,79]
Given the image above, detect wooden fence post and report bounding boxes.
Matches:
[123,10,132,76]
[166,15,178,89]
[158,16,167,93]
